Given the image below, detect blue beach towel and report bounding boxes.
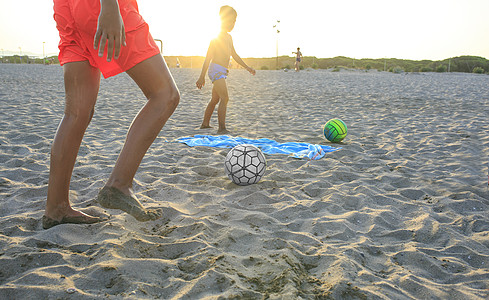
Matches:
[176,135,339,160]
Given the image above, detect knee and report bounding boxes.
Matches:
[219,96,229,105]
[156,86,179,109]
[167,87,180,110]
[149,86,180,117]
[64,105,95,127]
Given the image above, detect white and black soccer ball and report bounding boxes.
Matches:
[224,144,266,186]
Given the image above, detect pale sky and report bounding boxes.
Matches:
[1,0,488,60]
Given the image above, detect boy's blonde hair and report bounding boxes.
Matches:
[219,5,237,20]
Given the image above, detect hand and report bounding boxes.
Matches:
[93,0,126,62]
[247,67,256,76]
[196,76,205,89]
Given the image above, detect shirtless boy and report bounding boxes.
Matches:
[196,5,255,134]
[293,47,303,72]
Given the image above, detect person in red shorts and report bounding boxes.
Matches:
[43,0,180,229]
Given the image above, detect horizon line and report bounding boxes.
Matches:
[1,52,487,62]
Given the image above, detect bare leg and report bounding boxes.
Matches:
[97,54,179,221]
[212,79,230,134]
[44,61,103,229]
[200,86,220,129]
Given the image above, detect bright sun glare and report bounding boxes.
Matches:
[137,2,223,57]
[0,0,488,60]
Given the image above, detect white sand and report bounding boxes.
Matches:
[1,63,488,299]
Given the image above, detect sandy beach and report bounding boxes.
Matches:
[1,63,488,299]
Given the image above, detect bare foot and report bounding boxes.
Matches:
[42,211,104,229]
[97,186,162,221]
[217,128,231,135]
[200,124,213,129]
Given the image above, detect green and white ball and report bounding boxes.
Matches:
[323,119,347,143]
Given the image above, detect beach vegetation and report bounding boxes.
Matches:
[332,66,350,72]
[472,66,484,74]
[440,56,488,73]
[389,66,404,73]
[0,55,58,64]
[2,53,488,75]
[260,66,269,70]
[436,65,447,72]
[420,66,433,72]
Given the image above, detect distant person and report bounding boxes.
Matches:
[196,5,256,134]
[44,0,180,229]
[292,47,303,71]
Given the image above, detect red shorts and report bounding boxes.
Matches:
[53,0,160,78]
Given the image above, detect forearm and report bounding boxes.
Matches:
[199,56,211,78]
[199,41,214,78]
[232,54,251,70]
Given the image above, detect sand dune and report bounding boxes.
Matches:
[0,63,488,299]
